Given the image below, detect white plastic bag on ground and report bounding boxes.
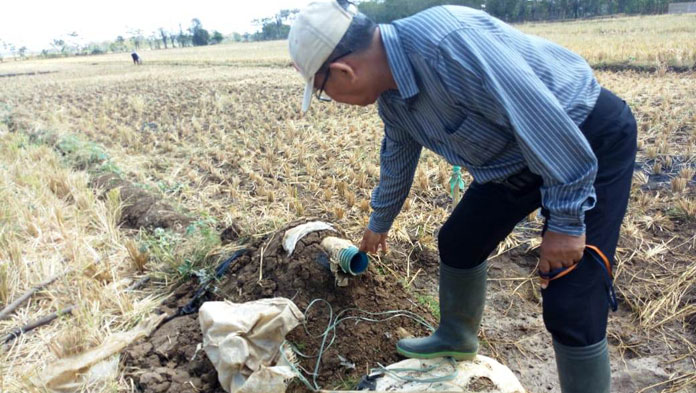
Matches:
[282,221,336,256]
[374,356,525,392]
[199,298,304,393]
[34,313,166,391]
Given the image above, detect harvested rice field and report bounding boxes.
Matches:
[0,13,694,393]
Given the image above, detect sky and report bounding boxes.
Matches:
[0,0,313,53]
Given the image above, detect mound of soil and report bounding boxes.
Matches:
[123,226,435,392]
[92,173,192,231]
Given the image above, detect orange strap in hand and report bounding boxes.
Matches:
[539,244,613,288]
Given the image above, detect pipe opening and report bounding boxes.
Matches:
[339,246,368,275]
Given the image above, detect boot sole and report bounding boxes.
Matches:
[397,346,477,361]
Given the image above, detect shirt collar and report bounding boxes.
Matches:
[379,24,419,101]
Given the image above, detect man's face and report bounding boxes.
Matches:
[313,61,380,107]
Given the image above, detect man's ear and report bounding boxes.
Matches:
[329,61,357,84]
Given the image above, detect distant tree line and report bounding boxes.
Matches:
[0,38,28,62]
[103,19,224,53]
[358,0,672,23]
[217,0,674,44]
[1,1,674,60]
[252,9,300,41]
[215,0,673,43]
[0,18,226,60]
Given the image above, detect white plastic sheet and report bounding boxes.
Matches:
[199,298,304,393]
[374,356,525,392]
[34,313,166,391]
[282,221,335,256]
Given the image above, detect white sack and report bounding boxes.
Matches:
[375,355,525,392]
[199,298,304,393]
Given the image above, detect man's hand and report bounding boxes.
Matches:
[539,230,585,277]
[359,228,388,254]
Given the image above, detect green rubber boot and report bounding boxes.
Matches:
[554,338,611,393]
[397,261,487,360]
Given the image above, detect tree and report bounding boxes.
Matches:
[210,31,224,44]
[89,46,105,55]
[65,31,83,54]
[252,9,299,41]
[18,46,27,59]
[177,24,190,47]
[359,0,479,23]
[159,28,168,49]
[113,35,126,52]
[51,39,66,54]
[129,29,144,50]
[189,18,210,46]
[148,32,160,49]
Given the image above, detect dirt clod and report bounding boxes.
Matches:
[220,223,243,244]
[123,312,225,393]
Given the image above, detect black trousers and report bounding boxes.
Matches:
[438,88,638,347]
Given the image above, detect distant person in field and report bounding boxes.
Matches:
[289,1,637,393]
[131,51,142,65]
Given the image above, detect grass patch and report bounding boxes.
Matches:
[331,375,361,390]
[28,130,123,176]
[416,293,440,321]
[55,134,118,173]
[138,217,221,281]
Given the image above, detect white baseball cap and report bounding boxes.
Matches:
[288,0,358,112]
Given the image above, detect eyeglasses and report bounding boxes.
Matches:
[315,67,333,102]
[314,51,352,103]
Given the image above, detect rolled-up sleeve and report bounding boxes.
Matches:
[438,29,597,236]
[368,113,422,234]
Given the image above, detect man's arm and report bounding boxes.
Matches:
[437,29,598,237]
[368,117,422,235]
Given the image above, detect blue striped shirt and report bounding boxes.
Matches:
[368,6,600,237]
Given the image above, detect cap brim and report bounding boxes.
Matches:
[302,76,314,113]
